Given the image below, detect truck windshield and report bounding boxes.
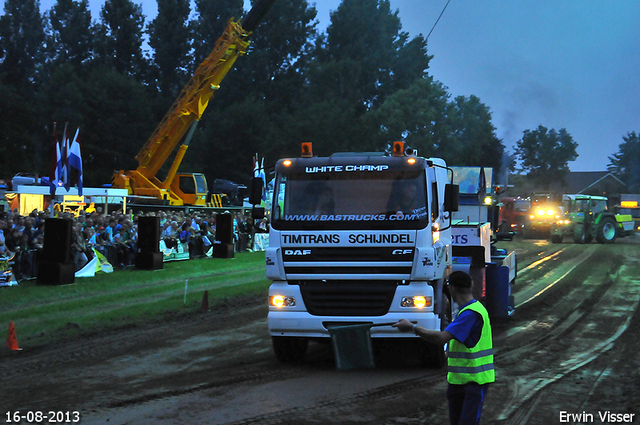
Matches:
[271,169,428,230]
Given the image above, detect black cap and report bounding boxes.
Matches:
[449,271,473,288]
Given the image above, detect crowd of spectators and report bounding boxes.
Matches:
[0,206,269,281]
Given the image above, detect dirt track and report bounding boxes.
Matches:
[2,237,640,425]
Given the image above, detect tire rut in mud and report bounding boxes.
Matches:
[496,254,623,365]
[489,245,640,424]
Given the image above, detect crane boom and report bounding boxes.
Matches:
[113,0,277,205]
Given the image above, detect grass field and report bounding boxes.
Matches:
[1,252,269,347]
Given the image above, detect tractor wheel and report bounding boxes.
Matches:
[596,217,617,244]
[550,234,563,243]
[573,225,586,244]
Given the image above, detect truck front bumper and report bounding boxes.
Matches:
[268,311,440,338]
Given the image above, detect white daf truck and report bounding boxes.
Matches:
[258,142,459,365]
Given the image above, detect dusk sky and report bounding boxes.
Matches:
[37,0,640,172]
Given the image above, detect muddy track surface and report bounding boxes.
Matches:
[2,238,640,425]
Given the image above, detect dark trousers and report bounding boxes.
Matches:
[447,382,489,425]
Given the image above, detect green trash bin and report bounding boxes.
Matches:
[328,322,396,371]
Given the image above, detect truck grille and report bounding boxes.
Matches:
[298,280,398,316]
[283,247,414,280]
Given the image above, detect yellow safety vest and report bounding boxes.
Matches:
[447,301,495,385]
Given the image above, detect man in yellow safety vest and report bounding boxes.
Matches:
[393,270,494,425]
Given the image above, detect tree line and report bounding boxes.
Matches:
[0,0,637,193]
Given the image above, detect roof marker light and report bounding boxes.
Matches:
[301,142,313,158]
[392,141,404,157]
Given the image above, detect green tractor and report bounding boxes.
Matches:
[550,194,634,244]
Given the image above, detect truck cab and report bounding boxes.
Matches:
[615,195,640,233]
[524,194,562,239]
[264,143,457,365]
[498,197,531,235]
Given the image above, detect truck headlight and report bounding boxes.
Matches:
[270,295,296,308]
[401,296,432,308]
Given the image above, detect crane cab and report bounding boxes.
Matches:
[171,173,208,206]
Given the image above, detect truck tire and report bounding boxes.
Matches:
[440,293,452,331]
[415,292,451,368]
[272,336,308,363]
[417,340,446,368]
[550,234,563,243]
[596,217,617,244]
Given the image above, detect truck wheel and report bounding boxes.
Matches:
[440,293,452,331]
[272,336,308,363]
[573,225,586,244]
[417,340,446,368]
[550,234,563,243]
[596,217,617,244]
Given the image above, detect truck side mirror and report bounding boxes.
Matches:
[445,184,459,212]
[249,177,264,205]
[252,206,265,220]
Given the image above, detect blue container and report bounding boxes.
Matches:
[485,263,510,321]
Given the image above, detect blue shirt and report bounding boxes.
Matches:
[445,299,483,348]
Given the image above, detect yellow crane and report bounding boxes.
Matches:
[113,0,276,206]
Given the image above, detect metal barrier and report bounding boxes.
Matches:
[97,244,135,269]
[11,249,39,281]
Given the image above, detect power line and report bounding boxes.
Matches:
[426,0,452,42]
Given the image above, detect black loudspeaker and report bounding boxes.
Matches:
[216,214,233,244]
[42,218,72,263]
[137,216,160,252]
[37,261,75,286]
[214,243,235,259]
[135,252,163,270]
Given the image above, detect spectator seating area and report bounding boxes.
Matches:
[0,208,270,282]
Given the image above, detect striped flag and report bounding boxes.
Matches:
[253,153,267,204]
[259,157,266,202]
[62,123,70,191]
[49,123,62,196]
[68,128,83,196]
